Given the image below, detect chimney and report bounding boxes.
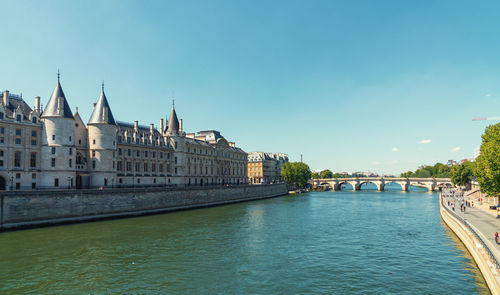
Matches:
[160,118,164,134]
[134,120,138,132]
[179,119,183,133]
[57,97,64,115]
[3,90,9,106]
[150,123,154,133]
[34,96,40,112]
[102,106,108,122]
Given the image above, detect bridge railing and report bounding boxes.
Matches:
[440,194,500,269]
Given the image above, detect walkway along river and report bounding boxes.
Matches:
[0,185,491,294]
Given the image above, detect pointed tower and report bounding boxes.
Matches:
[40,74,76,188]
[166,104,179,135]
[87,83,117,188]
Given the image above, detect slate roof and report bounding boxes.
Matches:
[117,121,161,135]
[166,107,179,134]
[1,94,33,120]
[41,80,74,119]
[88,89,116,125]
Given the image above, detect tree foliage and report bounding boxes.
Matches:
[312,172,320,179]
[450,161,474,187]
[281,162,312,188]
[319,169,333,179]
[400,162,451,178]
[475,123,500,196]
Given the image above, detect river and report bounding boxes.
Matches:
[0,184,490,294]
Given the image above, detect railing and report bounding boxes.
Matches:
[440,193,500,269]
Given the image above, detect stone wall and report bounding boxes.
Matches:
[0,183,287,230]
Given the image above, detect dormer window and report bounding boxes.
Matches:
[0,112,4,119]
[16,115,21,122]
[32,117,37,123]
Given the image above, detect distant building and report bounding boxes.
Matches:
[247,152,288,184]
[447,160,458,167]
[0,77,247,190]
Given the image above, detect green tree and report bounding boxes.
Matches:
[312,172,320,179]
[476,123,500,197]
[450,162,474,187]
[319,169,333,179]
[281,162,312,188]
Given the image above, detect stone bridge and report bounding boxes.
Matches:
[311,177,452,192]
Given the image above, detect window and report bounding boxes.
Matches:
[119,148,122,155]
[175,167,177,175]
[69,148,72,155]
[167,153,170,159]
[32,173,36,179]
[153,152,156,158]
[16,183,20,189]
[16,115,21,122]
[31,140,36,146]
[92,150,95,157]
[78,139,81,144]
[30,153,36,168]
[14,151,21,167]
[144,163,148,172]
[32,183,36,189]
[118,136,122,143]
[16,173,21,179]
[104,178,108,186]
[51,147,56,154]
[0,113,3,119]
[0,127,3,134]
[136,150,139,157]
[32,117,37,123]
[69,136,72,142]
[51,158,56,167]
[31,130,37,137]
[0,150,3,157]
[69,159,72,168]
[127,162,131,171]
[93,139,95,144]
[0,160,3,167]
[128,149,131,156]
[15,138,21,145]
[119,178,123,184]
[175,142,178,149]
[52,135,55,140]
[92,160,96,169]
[174,157,177,164]
[15,129,21,136]
[160,152,163,159]
[145,151,148,158]
[135,162,140,172]
[54,178,59,187]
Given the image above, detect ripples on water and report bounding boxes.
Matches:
[0,185,491,294]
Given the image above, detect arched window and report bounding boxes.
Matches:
[76,152,83,165]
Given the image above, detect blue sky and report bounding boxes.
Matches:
[1,0,499,174]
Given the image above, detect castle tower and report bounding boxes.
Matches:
[40,75,76,188]
[87,83,117,188]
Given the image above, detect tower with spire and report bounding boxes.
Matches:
[87,82,117,187]
[40,72,77,188]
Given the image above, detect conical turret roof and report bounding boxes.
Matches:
[41,79,74,119]
[166,107,179,134]
[88,88,116,125]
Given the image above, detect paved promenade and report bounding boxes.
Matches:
[442,193,500,263]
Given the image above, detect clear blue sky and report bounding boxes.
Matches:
[1,0,499,175]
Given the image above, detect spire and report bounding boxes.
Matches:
[41,73,74,119]
[166,102,179,135]
[88,84,116,125]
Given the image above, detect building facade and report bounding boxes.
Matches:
[247,152,288,184]
[0,78,247,190]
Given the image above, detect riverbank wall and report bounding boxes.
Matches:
[439,194,500,294]
[0,183,287,231]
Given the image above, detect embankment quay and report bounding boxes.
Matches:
[312,177,452,191]
[440,191,500,294]
[0,183,287,231]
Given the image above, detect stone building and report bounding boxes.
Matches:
[247,152,288,184]
[0,76,247,190]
